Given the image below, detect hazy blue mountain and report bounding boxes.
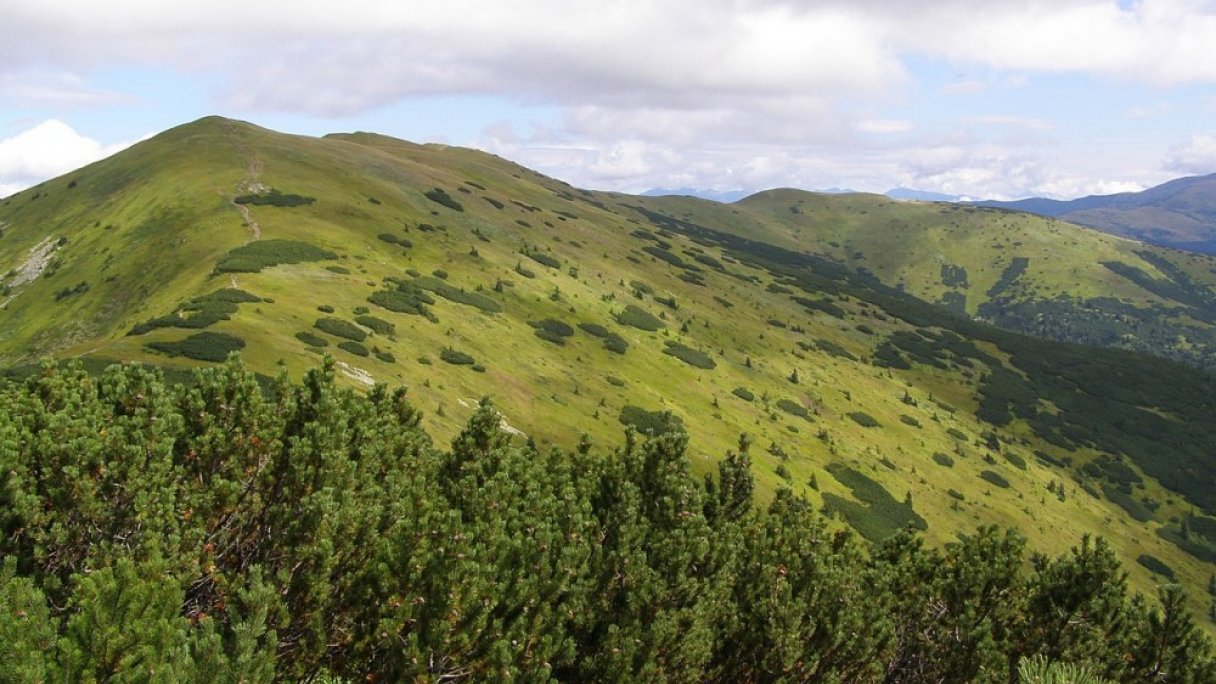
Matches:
[972,173,1216,253]
[641,187,750,202]
[885,187,963,202]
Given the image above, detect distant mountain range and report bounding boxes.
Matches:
[972,173,1216,253]
[653,175,1216,255]
[646,186,968,203]
[641,187,751,202]
[885,187,965,202]
[643,186,864,202]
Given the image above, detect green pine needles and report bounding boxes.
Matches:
[0,357,1212,682]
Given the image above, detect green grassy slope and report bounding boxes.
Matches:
[3,116,1216,624]
[976,172,1216,252]
[637,188,1216,370]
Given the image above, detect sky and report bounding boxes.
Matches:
[3,0,1216,201]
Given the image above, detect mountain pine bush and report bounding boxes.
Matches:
[0,358,1211,681]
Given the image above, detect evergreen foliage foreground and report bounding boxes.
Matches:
[0,358,1212,682]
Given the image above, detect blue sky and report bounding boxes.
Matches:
[3,0,1216,200]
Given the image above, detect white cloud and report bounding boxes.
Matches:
[4,1,1216,198]
[894,0,1216,85]
[1164,134,1216,174]
[0,70,127,106]
[855,119,913,134]
[941,80,986,95]
[964,115,1053,130]
[0,120,132,194]
[1125,102,1172,119]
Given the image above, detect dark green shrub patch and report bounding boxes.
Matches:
[146,331,245,362]
[642,245,688,268]
[618,405,683,435]
[822,463,927,543]
[814,339,858,361]
[985,256,1029,298]
[525,250,561,269]
[677,271,706,286]
[355,315,395,336]
[338,341,369,357]
[940,264,969,288]
[602,334,628,354]
[53,281,89,301]
[732,387,755,402]
[848,412,880,428]
[412,276,501,314]
[793,296,846,318]
[932,452,955,467]
[946,427,968,441]
[899,415,921,428]
[1136,554,1175,580]
[314,317,367,342]
[378,233,401,244]
[318,304,335,313]
[424,187,464,211]
[128,289,262,335]
[374,351,395,363]
[295,331,329,348]
[1033,450,1068,468]
[1082,454,1142,487]
[872,343,912,370]
[440,348,475,365]
[979,470,1011,489]
[606,375,626,387]
[233,189,315,207]
[533,329,568,345]
[531,318,575,338]
[1101,483,1154,522]
[616,305,664,331]
[1003,451,1027,470]
[579,322,628,353]
[368,282,436,318]
[655,295,679,309]
[663,341,716,369]
[777,399,811,420]
[531,319,575,346]
[215,240,335,273]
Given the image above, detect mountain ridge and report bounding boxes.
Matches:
[972,172,1216,253]
[4,116,1216,622]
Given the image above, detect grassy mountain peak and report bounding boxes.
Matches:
[4,116,1216,625]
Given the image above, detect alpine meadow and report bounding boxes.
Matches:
[3,116,1216,681]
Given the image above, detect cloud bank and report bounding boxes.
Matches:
[0,120,131,197]
[4,1,1216,198]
